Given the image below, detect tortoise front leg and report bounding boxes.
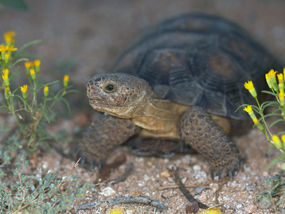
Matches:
[179,106,240,179]
[75,114,140,170]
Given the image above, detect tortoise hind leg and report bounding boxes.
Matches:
[179,106,240,179]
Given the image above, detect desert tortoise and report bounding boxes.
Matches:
[76,13,283,179]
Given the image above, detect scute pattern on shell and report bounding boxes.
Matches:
[112,13,283,120]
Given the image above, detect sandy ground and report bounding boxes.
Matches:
[1,0,285,213]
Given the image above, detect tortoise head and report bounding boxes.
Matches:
[86,73,153,118]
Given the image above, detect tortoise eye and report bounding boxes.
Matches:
[104,84,116,93]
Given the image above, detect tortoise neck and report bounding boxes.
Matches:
[132,96,189,133]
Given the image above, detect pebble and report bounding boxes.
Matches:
[193,165,201,171]
[245,185,257,192]
[245,204,257,213]
[198,193,207,202]
[99,187,116,196]
[263,171,269,176]
[224,209,234,214]
[236,204,243,209]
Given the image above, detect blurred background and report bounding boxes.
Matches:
[0,0,285,110]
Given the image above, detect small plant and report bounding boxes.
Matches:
[0,156,93,213]
[0,31,93,213]
[257,173,285,213]
[0,31,75,151]
[242,69,285,168]
[241,68,285,211]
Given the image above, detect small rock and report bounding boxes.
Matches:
[245,204,257,213]
[198,193,207,202]
[161,170,171,178]
[99,187,116,196]
[186,201,199,213]
[143,175,150,181]
[236,204,243,209]
[263,171,269,177]
[194,186,210,194]
[224,209,234,214]
[245,185,257,192]
[126,210,133,214]
[181,177,187,184]
[145,161,153,167]
[193,165,201,171]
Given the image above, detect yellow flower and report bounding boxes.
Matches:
[244,81,257,98]
[244,81,254,90]
[2,68,9,76]
[21,85,28,99]
[4,86,10,93]
[107,207,124,214]
[63,75,69,87]
[198,207,222,214]
[4,86,10,100]
[4,52,9,59]
[268,69,278,91]
[34,59,41,67]
[64,75,69,82]
[25,61,33,69]
[21,85,28,93]
[272,135,282,149]
[2,73,8,81]
[268,69,277,77]
[265,73,273,89]
[4,31,16,44]
[34,59,41,73]
[44,86,49,97]
[30,69,36,80]
[243,105,253,114]
[252,118,264,131]
[280,90,285,100]
[252,118,259,125]
[277,73,284,82]
[5,45,17,52]
[282,134,285,143]
[0,44,6,52]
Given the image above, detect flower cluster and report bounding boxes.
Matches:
[243,69,285,131]
[0,31,17,67]
[0,31,72,149]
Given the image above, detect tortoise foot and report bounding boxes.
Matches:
[210,156,241,180]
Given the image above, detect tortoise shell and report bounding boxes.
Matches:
[111,13,283,120]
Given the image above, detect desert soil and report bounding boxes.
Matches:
[1,0,285,213]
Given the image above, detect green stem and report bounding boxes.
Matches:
[254,97,271,139]
[9,94,24,133]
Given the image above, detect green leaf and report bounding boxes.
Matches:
[268,144,276,153]
[270,119,285,127]
[37,80,59,91]
[0,0,28,11]
[42,110,51,124]
[266,155,285,170]
[262,90,277,96]
[10,58,28,68]
[15,39,42,57]
[59,97,71,114]
[276,198,285,207]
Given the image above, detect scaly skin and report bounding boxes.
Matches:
[76,114,140,169]
[179,106,240,179]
